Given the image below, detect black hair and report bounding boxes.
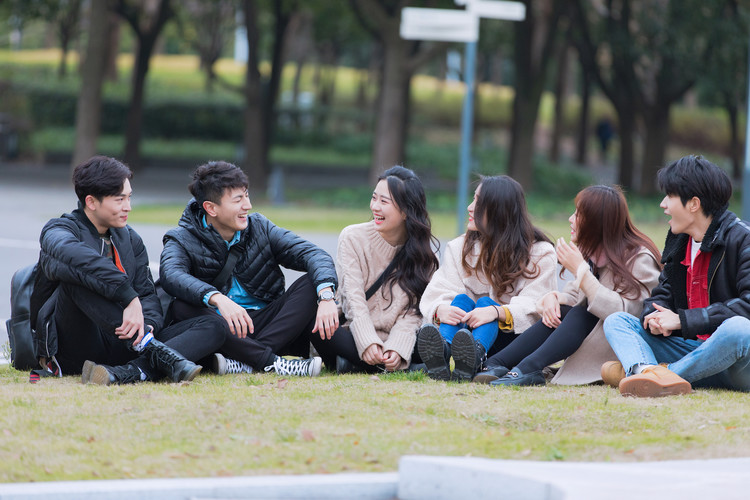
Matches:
[72,155,132,205]
[189,161,249,205]
[657,155,732,217]
[376,166,439,312]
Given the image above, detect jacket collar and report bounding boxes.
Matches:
[661,209,734,264]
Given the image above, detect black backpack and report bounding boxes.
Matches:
[7,263,59,375]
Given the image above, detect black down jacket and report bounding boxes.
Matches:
[38,205,163,333]
[642,210,750,340]
[159,199,337,306]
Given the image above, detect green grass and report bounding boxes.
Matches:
[2,364,748,483]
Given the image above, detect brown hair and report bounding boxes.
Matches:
[573,185,661,298]
[461,176,551,296]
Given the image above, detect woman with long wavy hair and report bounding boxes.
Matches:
[417,175,557,381]
[475,185,662,386]
[311,166,439,372]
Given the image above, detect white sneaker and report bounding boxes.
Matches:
[264,356,322,377]
[212,353,253,375]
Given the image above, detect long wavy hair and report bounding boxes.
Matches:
[377,166,439,312]
[572,185,661,298]
[462,175,551,296]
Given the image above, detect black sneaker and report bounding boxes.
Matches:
[417,324,451,381]
[490,368,546,387]
[452,328,486,382]
[473,365,510,384]
[81,360,143,386]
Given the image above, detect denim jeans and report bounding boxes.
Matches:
[439,294,500,351]
[603,312,750,391]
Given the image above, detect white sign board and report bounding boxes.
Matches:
[400,8,479,43]
[469,0,525,21]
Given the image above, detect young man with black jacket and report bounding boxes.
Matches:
[602,155,750,397]
[159,161,339,376]
[37,156,227,385]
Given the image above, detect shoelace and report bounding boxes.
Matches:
[226,358,253,374]
[265,357,310,376]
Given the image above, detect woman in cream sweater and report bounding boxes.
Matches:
[475,185,662,386]
[310,166,439,372]
[418,175,557,382]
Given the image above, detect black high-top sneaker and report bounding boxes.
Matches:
[141,339,202,382]
[417,324,452,381]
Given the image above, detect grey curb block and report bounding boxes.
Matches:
[2,455,749,499]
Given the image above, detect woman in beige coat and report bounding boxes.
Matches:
[475,185,662,386]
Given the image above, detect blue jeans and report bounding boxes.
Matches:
[439,294,500,351]
[603,312,750,391]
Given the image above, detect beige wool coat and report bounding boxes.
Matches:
[420,235,557,334]
[548,247,661,385]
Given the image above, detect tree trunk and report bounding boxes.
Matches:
[549,44,570,162]
[123,39,154,168]
[104,14,120,82]
[58,38,70,79]
[508,92,541,188]
[639,104,670,194]
[241,0,268,191]
[616,106,637,190]
[725,96,741,180]
[369,39,409,185]
[575,65,590,166]
[72,0,109,169]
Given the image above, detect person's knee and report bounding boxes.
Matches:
[712,316,750,346]
[290,274,317,297]
[451,294,475,311]
[476,296,496,308]
[603,312,637,340]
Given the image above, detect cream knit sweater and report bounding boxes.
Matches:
[420,235,557,334]
[336,221,425,369]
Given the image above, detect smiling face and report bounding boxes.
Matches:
[204,186,252,241]
[85,178,132,234]
[467,185,481,232]
[371,179,406,244]
[569,209,579,242]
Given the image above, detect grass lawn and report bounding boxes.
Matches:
[1,364,748,483]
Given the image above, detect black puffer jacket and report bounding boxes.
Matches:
[642,210,750,340]
[38,205,163,332]
[160,199,337,306]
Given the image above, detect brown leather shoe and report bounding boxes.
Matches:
[601,361,626,388]
[618,365,692,397]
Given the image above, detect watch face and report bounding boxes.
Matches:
[319,290,334,301]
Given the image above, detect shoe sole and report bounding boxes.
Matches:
[619,377,692,397]
[473,373,500,384]
[81,360,95,384]
[417,326,451,381]
[89,365,113,386]
[451,330,477,383]
[308,357,323,377]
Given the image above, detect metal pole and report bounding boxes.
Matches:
[743,35,750,220]
[457,40,478,235]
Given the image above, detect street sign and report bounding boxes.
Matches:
[400,8,479,43]
[469,0,525,21]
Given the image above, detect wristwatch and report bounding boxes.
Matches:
[317,289,335,304]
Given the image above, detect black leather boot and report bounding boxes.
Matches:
[141,339,202,382]
[417,324,452,381]
[81,360,144,386]
[452,328,487,383]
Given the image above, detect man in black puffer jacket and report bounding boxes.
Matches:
[603,155,750,397]
[160,161,339,377]
[37,156,228,385]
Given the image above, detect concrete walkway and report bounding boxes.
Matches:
[1,455,748,499]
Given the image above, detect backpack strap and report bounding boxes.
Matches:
[365,260,397,301]
[211,244,244,290]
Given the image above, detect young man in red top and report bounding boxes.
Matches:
[602,155,750,397]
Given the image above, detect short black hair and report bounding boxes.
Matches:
[72,156,132,205]
[657,155,732,217]
[189,161,249,205]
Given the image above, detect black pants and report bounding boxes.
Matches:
[171,275,317,371]
[486,304,599,373]
[310,325,423,373]
[53,282,226,377]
